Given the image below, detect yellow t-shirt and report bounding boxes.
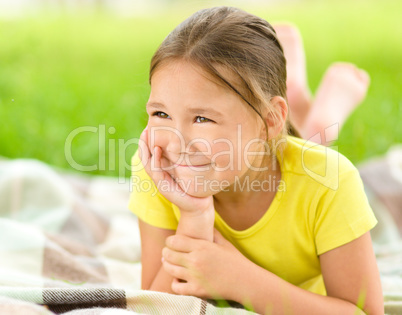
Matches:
[128,135,377,295]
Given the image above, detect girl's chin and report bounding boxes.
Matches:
[184,189,214,198]
[173,178,224,197]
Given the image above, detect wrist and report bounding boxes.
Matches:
[177,206,215,241]
[178,204,215,219]
[178,208,215,231]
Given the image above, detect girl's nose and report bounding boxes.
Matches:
[166,128,199,155]
[150,126,192,155]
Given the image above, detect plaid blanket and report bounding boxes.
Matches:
[0,158,253,314]
[0,146,401,314]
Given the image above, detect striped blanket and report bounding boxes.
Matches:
[0,147,401,314]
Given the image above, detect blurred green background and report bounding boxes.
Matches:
[0,0,401,178]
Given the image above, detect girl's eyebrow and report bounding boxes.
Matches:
[146,102,224,118]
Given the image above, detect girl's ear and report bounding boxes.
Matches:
[261,96,288,140]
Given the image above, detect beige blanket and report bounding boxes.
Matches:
[0,147,401,314]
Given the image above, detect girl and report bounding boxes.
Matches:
[129,6,383,314]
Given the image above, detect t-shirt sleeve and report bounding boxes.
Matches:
[127,149,178,230]
[314,167,378,256]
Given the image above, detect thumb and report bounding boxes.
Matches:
[213,228,228,245]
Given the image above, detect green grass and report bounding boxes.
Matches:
[0,0,401,178]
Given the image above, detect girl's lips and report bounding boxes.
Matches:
[174,163,210,167]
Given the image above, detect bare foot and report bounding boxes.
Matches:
[274,23,312,132]
[301,62,370,145]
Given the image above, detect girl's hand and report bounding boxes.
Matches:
[161,228,252,301]
[139,126,214,215]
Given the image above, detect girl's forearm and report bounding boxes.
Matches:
[233,263,366,315]
[176,206,215,242]
[148,264,176,293]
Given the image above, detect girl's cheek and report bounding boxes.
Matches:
[211,142,237,170]
[211,139,256,173]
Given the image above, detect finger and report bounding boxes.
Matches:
[151,146,171,179]
[171,278,206,298]
[162,247,189,267]
[139,131,167,182]
[162,259,188,281]
[213,228,226,244]
[151,146,161,171]
[166,234,205,252]
[150,146,171,183]
[139,127,151,168]
[139,130,185,201]
[171,277,189,295]
[214,229,236,250]
[151,146,186,194]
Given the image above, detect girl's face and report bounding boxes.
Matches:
[146,60,268,197]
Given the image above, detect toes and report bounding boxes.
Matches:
[273,23,301,40]
[356,68,370,85]
[322,62,370,89]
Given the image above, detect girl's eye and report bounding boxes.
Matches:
[195,116,212,123]
[151,112,213,123]
[152,111,170,119]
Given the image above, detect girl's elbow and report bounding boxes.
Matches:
[360,298,384,315]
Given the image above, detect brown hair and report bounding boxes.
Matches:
[149,6,294,151]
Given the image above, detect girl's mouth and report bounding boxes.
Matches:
[174,163,210,168]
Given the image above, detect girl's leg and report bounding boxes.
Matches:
[274,24,370,145]
[302,63,370,145]
[274,24,312,132]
